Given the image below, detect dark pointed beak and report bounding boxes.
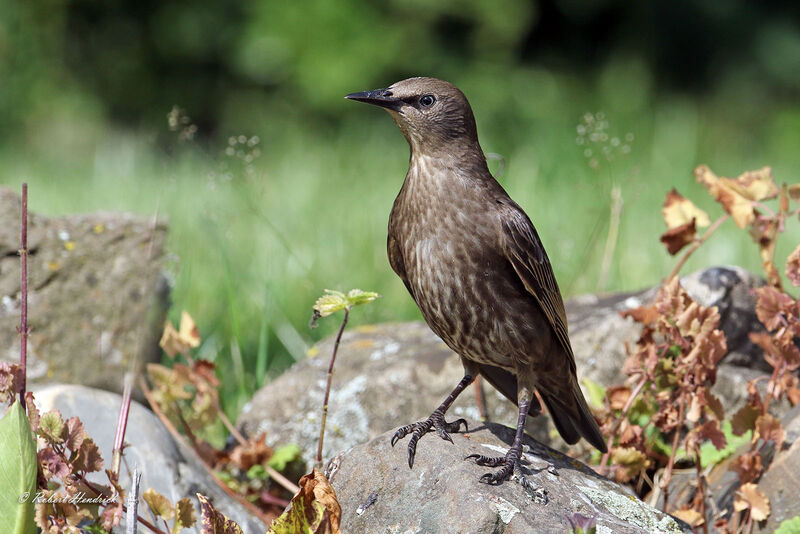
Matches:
[345,88,401,110]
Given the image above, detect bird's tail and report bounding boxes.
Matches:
[539,380,608,453]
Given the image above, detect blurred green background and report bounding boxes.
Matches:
[2,0,799,414]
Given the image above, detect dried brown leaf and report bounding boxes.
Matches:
[197,493,244,534]
[731,403,760,436]
[660,220,697,255]
[620,305,659,325]
[672,508,705,527]
[755,286,794,331]
[160,311,201,357]
[696,165,756,229]
[731,450,763,484]
[755,414,785,445]
[697,419,727,451]
[787,244,800,287]
[662,188,710,228]
[734,482,771,521]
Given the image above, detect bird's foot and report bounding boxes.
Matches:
[391,412,468,468]
[466,448,547,502]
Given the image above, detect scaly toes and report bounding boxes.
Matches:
[465,454,505,467]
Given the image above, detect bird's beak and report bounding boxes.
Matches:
[345,88,401,110]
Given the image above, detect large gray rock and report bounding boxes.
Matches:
[238,267,770,465]
[0,188,169,394]
[33,384,266,534]
[238,321,536,465]
[325,420,690,533]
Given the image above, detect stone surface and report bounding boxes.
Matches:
[32,384,266,533]
[238,267,771,464]
[0,188,169,394]
[325,420,690,534]
[755,404,800,532]
[238,321,534,465]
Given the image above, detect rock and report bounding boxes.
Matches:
[32,384,266,533]
[0,188,169,395]
[237,322,537,466]
[325,420,691,533]
[239,267,771,464]
[755,404,800,532]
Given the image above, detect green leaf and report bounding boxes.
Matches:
[38,410,65,444]
[312,290,348,318]
[268,443,301,472]
[345,289,380,308]
[582,378,606,408]
[312,289,380,318]
[0,402,38,534]
[775,516,800,534]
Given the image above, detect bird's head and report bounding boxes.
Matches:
[346,77,480,156]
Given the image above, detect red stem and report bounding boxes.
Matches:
[18,183,28,407]
[316,307,349,468]
[112,373,134,476]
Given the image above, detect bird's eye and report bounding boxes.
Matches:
[419,94,436,108]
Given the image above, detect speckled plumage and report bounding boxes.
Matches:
[347,77,606,486]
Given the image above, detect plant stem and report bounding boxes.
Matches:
[18,183,28,406]
[316,307,349,469]
[667,214,729,281]
[112,372,134,476]
[661,398,685,511]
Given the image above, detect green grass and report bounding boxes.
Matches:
[2,82,799,417]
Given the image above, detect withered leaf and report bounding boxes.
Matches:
[38,447,71,479]
[755,414,784,445]
[754,286,794,331]
[268,468,342,534]
[606,386,631,411]
[160,311,202,357]
[620,305,659,325]
[198,493,244,534]
[787,244,800,288]
[697,419,727,451]
[732,450,763,484]
[672,508,704,527]
[731,403,760,436]
[63,417,87,452]
[695,165,752,228]
[660,220,697,255]
[662,188,710,228]
[72,437,104,473]
[734,482,771,521]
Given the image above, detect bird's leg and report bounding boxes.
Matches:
[466,387,540,492]
[391,374,473,468]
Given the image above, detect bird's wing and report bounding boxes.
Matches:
[498,199,576,373]
[388,232,417,302]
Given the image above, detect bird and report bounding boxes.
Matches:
[345,77,607,487]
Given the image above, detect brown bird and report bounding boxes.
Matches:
[345,77,606,487]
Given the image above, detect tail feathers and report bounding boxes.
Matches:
[540,384,607,453]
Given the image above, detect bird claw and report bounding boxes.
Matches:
[467,449,540,492]
[391,413,467,468]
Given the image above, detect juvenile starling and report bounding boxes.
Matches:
[346,77,607,487]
